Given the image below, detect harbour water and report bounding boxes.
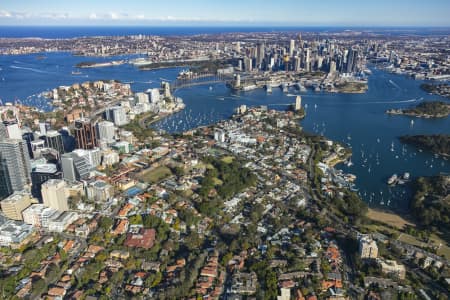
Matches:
[0,52,449,211]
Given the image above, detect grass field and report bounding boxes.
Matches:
[138,166,172,183]
[366,208,415,229]
[221,156,234,164]
[365,209,450,259]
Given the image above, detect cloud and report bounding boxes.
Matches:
[0,7,253,24]
[0,10,12,18]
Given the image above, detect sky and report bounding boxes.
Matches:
[0,0,450,27]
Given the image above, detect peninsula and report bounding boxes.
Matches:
[399,134,450,157]
[386,101,450,118]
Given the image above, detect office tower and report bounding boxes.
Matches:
[30,139,45,159]
[235,74,241,89]
[304,49,311,72]
[295,96,302,111]
[256,42,265,69]
[0,139,32,196]
[39,122,50,135]
[31,163,62,200]
[289,39,295,57]
[41,179,68,211]
[61,151,91,182]
[45,130,65,154]
[235,41,241,54]
[244,57,253,72]
[3,122,22,140]
[329,60,337,74]
[74,118,97,150]
[0,122,7,139]
[97,121,115,144]
[294,56,301,71]
[149,88,160,104]
[346,48,358,73]
[105,106,128,126]
[135,92,149,104]
[162,82,171,98]
[1,191,31,220]
[22,131,34,158]
[359,235,378,259]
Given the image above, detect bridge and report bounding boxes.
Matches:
[170,73,231,91]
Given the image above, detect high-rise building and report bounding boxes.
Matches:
[0,139,32,197]
[0,122,7,139]
[41,179,68,211]
[45,130,65,154]
[97,121,115,144]
[244,57,253,72]
[346,48,359,73]
[0,191,31,220]
[289,39,295,57]
[61,152,91,182]
[135,92,149,104]
[295,96,302,111]
[105,106,128,126]
[359,235,378,259]
[74,118,97,150]
[162,82,171,98]
[31,164,62,200]
[256,42,265,69]
[149,88,161,104]
[235,41,241,54]
[3,122,22,140]
[39,122,50,135]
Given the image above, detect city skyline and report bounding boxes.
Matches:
[1,0,450,27]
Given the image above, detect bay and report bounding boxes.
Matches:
[0,52,448,211]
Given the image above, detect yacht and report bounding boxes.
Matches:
[387,174,398,185]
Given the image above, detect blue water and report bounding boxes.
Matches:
[1,26,450,38]
[0,52,449,211]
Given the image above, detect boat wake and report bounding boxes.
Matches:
[10,65,54,74]
[354,97,422,105]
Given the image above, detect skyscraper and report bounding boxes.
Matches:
[3,121,22,140]
[105,106,128,126]
[31,163,62,200]
[97,121,116,144]
[61,151,91,182]
[289,39,295,57]
[45,130,65,154]
[74,118,97,150]
[0,122,7,140]
[0,139,32,197]
[295,96,302,111]
[346,48,359,73]
[256,42,265,69]
[42,179,68,211]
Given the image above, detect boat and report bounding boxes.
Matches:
[387,174,398,185]
[410,119,414,126]
[346,159,353,167]
[266,85,272,93]
[402,172,410,180]
[72,71,82,75]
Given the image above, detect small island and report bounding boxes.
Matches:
[421,83,450,98]
[399,134,450,157]
[386,101,450,118]
[75,60,125,68]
